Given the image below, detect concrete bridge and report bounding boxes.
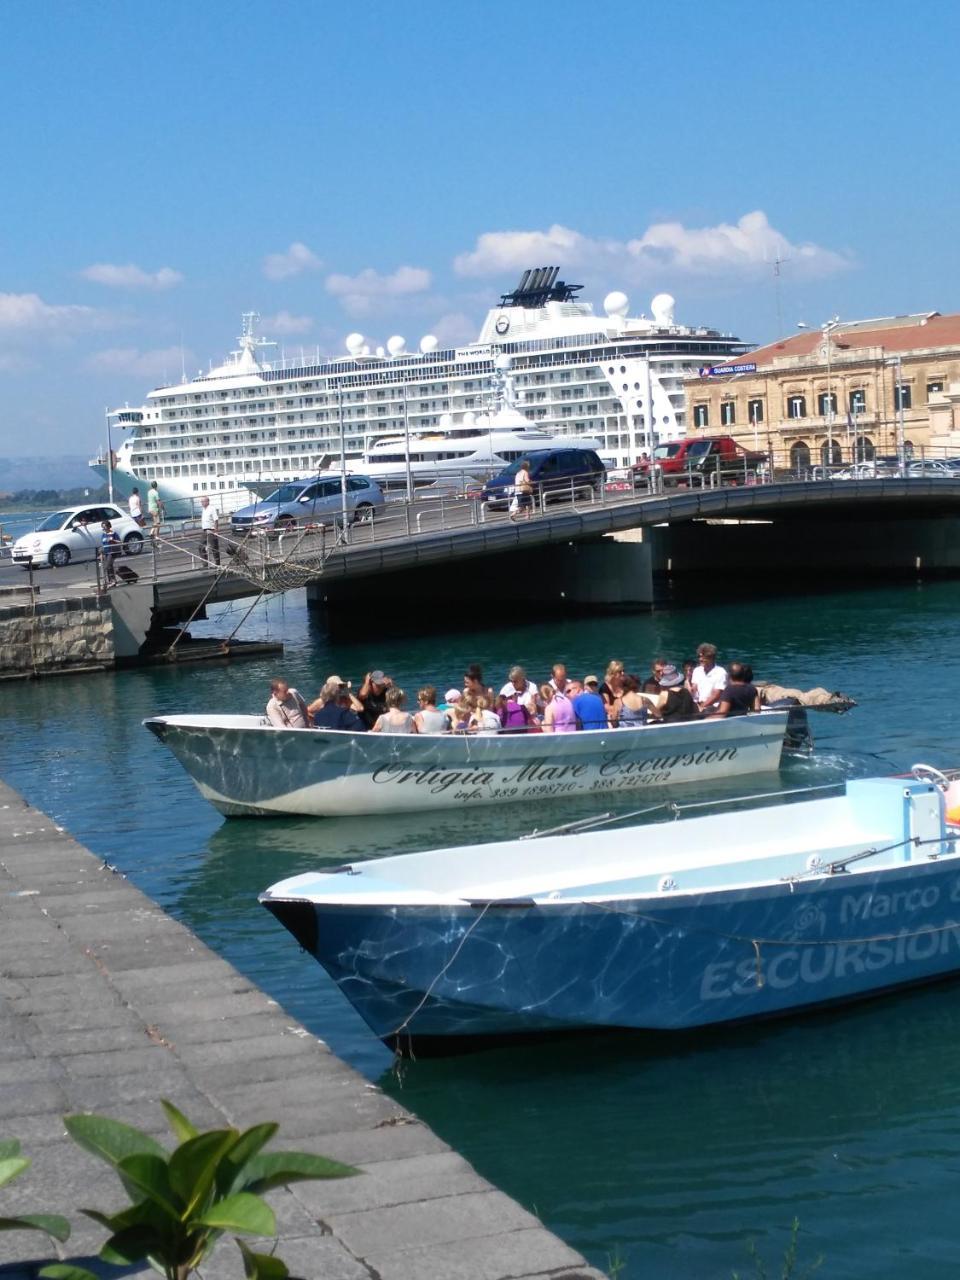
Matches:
[4,475,960,663]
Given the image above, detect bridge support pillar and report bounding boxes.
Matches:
[307,534,654,635]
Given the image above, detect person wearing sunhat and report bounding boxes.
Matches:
[359,668,393,729]
[572,674,609,731]
[652,663,698,723]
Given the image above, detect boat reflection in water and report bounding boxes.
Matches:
[261,770,960,1055]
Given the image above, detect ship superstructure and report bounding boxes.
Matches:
[90,269,751,507]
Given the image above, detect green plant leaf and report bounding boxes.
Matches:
[0,1155,30,1189]
[0,1212,71,1241]
[115,1153,181,1220]
[161,1099,199,1144]
[99,1223,163,1265]
[245,1150,359,1193]
[65,1114,166,1173]
[39,1266,101,1280]
[237,1238,289,1279]
[169,1129,238,1215]
[216,1123,278,1197]
[0,1140,21,1160]
[193,1191,275,1237]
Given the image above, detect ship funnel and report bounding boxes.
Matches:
[516,268,532,292]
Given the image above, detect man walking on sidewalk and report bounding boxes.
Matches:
[199,496,220,566]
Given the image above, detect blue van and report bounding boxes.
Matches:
[481,448,606,510]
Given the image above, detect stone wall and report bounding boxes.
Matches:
[0,591,114,679]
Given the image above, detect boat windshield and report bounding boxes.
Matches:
[37,511,73,531]
[260,485,303,504]
[653,444,681,461]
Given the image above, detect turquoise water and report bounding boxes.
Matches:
[1,580,959,1276]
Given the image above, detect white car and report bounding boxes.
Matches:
[12,503,145,568]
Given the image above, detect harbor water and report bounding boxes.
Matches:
[2,577,959,1277]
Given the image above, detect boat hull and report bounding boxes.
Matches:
[265,856,960,1051]
[145,710,794,818]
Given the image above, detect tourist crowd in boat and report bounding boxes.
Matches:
[265,643,762,734]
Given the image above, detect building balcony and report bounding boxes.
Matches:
[771,412,878,435]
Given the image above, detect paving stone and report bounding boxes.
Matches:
[197,1235,373,1280]
[174,1029,325,1067]
[0,1080,68,1119]
[326,1189,540,1254]
[361,1229,602,1280]
[293,1151,487,1216]
[295,1120,451,1166]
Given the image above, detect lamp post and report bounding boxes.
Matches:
[402,383,413,503]
[105,408,114,503]
[337,385,348,531]
[821,317,839,469]
[885,355,906,471]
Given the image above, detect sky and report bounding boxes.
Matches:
[3,0,960,459]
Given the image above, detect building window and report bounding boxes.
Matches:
[817,392,838,417]
[720,401,735,426]
[894,382,912,411]
[787,395,806,419]
[849,389,866,414]
[854,436,876,463]
[748,398,764,424]
[821,439,842,467]
[790,441,811,471]
[928,380,945,399]
[693,404,709,428]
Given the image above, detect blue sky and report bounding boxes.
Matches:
[3,0,960,457]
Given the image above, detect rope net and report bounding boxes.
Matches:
[218,526,343,591]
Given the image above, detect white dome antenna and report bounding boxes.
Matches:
[375,345,386,358]
[604,290,629,318]
[420,334,438,353]
[651,293,676,326]
[386,334,406,357]
[345,332,364,355]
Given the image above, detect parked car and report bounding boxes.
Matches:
[636,436,766,486]
[831,461,899,479]
[12,503,144,568]
[481,448,606,510]
[906,458,957,478]
[230,474,385,531]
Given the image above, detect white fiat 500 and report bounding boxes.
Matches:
[12,504,145,568]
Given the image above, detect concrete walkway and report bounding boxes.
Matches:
[0,780,602,1280]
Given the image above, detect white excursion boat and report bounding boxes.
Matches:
[144,708,807,819]
[260,766,960,1054]
[91,269,751,511]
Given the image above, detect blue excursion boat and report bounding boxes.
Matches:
[260,767,960,1054]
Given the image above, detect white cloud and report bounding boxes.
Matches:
[325,265,432,317]
[262,242,322,281]
[430,312,476,347]
[84,346,192,379]
[81,262,183,290]
[263,309,313,335]
[0,291,109,332]
[454,212,852,282]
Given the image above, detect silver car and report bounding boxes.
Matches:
[230,474,385,531]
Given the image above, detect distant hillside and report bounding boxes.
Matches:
[0,455,97,492]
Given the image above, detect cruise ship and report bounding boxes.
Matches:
[89,268,752,510]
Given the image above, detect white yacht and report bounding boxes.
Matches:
[89,268,751,510]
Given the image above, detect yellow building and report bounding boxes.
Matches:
[683,311,960,469]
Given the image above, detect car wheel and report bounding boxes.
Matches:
[277,517,297,531]
[353,502,375,524]
[123,532,144,556]
[49,544,70,568]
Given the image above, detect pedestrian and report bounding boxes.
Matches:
[265,678,310,728]
[509,459,535,522]
[414,687,450,734]
[573,675,609,730]
[359,669,393,728]
[199,496,220,566]
[147,481,164,541]
[370,687,417,734]
[308,677,366,731]
[128,487,144,526]
[99,520,121,586]
[691,643,728,711]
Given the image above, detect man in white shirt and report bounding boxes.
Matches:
[128,488,143,525]
[265,678,309,728]
[691,642,727,710]
[199,496,220,566]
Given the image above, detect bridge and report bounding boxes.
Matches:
[4,474,960,661]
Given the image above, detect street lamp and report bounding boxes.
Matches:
[402,383,413,503]
[105,408,114,503]
[821,316,839,469]
[337,385,348,532]
[885,355,906,471]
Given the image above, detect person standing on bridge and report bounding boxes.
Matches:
[147,481,164,542]
[510,459,535,522]
[128,487,143,526]
[199,497,220,567]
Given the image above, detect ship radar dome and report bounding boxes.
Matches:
[494,353,511,371]
[419,334,439,353]
[375,346,386,358]
[463,411,476,426]
[603,291,629,318]
[386,335,406,357]
[651,293,676,326]
[345,332,364,355]
[439,412,452,429]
